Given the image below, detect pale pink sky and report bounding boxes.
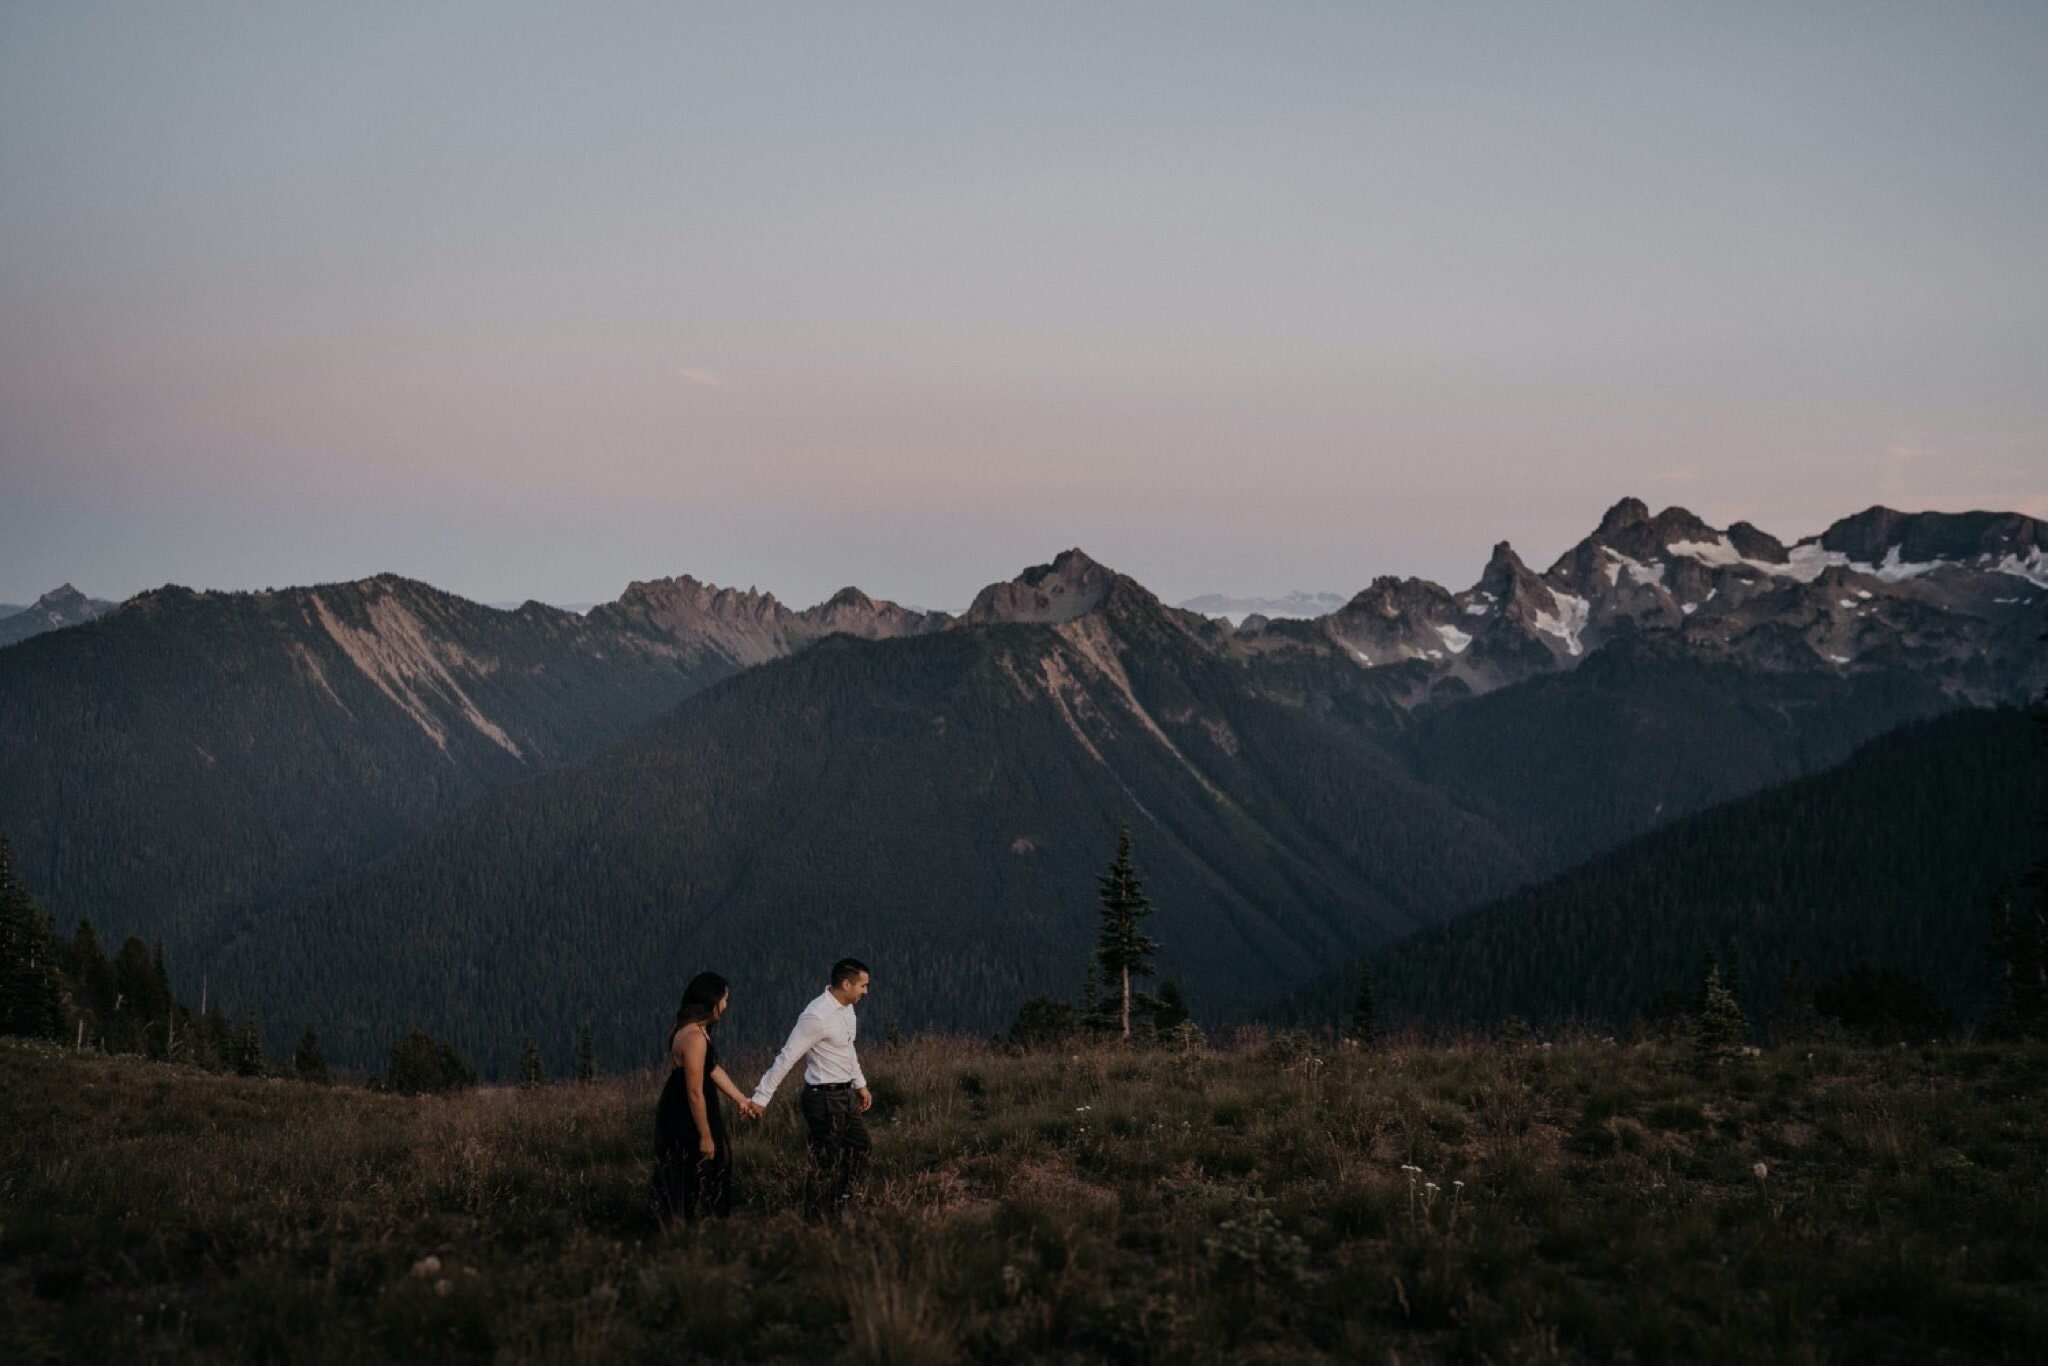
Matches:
[3,4,2043,609]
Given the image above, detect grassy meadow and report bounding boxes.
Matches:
[2,1033,2044,1363]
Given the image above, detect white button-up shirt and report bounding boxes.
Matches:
[752,989,865,1105]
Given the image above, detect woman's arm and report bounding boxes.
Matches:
[709,1064,762,1118]
[677,1027,716,1158]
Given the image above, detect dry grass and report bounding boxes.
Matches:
[2,1034,2044,1362]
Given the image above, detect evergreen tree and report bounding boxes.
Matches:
[1771,957,1815,1045]
[1984,885,2048,1041]
[0,836,61,1039]
[1813,964,1957,1044]
[68,920,115,1042]
[388,1029,474,1094]
[575,1023,595,1082]
[196,1002,231,1072]
[1693,962,1749,1072]
[1008,995,1075,1047]
[1094,822,1160,1041]
[518,1034,545,1088]
[230,1010,264,1076]
[1349,964,1379,1047]
[1078,962,1112,1035]
[1152,980,1190,1035]
[110,936,160,1055]
[294,1027,329,1083]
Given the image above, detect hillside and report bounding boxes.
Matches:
[0,573,933,959]
[4,1037,2042,1363]
[1284,707,2043,1032]
[209,560,1533,1073]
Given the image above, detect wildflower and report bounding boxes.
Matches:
[1752,1162,1768,1181]
[411,1256,442,1278]
[434,1279,453,1298]
[1076,1105,1092,1112]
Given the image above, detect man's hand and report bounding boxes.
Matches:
[856,1086,872,1113]
[738,1098,763,1120]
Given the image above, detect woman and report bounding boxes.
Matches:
[652,971,761,1226]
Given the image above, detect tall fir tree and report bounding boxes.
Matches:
[1349,964,1379,1047]
[519,1034,545,1088]
[1094,822,1160,1041]
[575,1022,595,1082]
[1984,885,2048,1041]
[0,836,61,1039]
[231,1010,264,1076]
[1152,980,1190,1034]
[1693,962,1749,1072]
[294,1027,329,1083]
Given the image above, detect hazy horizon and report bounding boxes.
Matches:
[5,4,2044,609]
[4,489,2038,614]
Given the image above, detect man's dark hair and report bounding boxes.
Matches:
[831,958,870,988]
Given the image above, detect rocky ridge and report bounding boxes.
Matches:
[0,583,120,647]
[1228,499,2046,706]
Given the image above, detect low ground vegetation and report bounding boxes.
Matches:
[3,1034,2044,1363]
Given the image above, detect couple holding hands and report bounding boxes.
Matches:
[652,958,874,1225]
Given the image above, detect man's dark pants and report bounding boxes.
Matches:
[798,1083,870,1214]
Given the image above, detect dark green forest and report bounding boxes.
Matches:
[202,588,1539,1078]
[1282,707,2043,1033]
[0,577,736,964]
[2,553,2032,1082]
[0,837,269,1074]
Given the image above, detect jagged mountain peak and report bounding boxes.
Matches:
[1340,575,1454,620]
[614,575,785,614]
[1811,505,2048,568]
[820,586,875,611]
[1725,521,1788,563]
[962,548,1122,625]
[1595,497,1652,537]
[1572,501,1718,562]
[0,582,125,646]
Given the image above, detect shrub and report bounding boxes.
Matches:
[1008,996,1074,1047]
[1813,966,1957,1045]
[386,1029,474,1094]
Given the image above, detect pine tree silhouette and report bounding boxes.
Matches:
[1095,822,1160,1041]
[1693,962,1749,1072]
[1349,965,1379,1047]
[294,1028,329,1083]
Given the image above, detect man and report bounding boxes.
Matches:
[752,957,873,1215]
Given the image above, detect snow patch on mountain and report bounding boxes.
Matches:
[1533,592,1590,657]
[1993,547,2048,588]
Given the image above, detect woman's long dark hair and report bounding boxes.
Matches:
[670,971,731,1045]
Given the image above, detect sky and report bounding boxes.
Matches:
[2,3,2044,611]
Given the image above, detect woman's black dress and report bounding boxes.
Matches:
[652,1030,731,1224]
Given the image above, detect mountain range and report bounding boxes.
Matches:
[0,584,120,647]
[1176,590,1349,625]
[0,499,2040,1072]
[1279,706,2042,1033]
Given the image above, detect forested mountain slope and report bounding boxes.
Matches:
[213,559,1535,1074]
[0,573,943,960]
[1283,707,2042,1032]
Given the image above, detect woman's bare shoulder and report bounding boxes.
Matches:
[670,1021,707,1059]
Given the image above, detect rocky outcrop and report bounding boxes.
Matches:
[0,583,120,648]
